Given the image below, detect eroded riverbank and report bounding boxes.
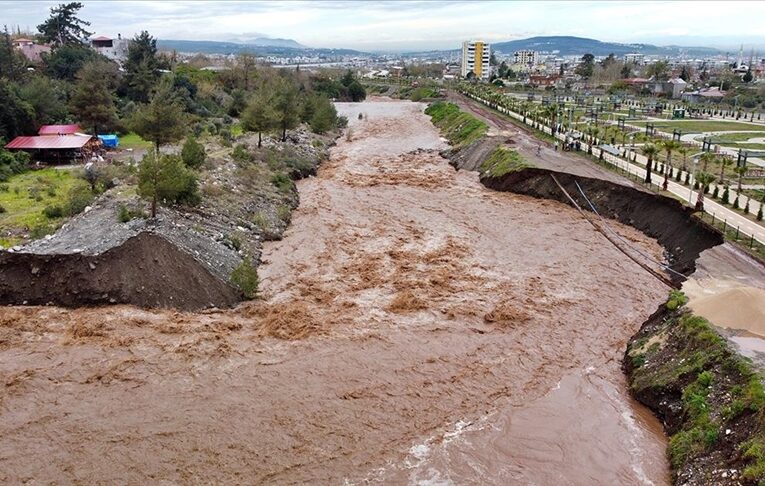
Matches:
[1,99,670,484]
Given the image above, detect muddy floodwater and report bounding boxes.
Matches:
[1,99,669,484]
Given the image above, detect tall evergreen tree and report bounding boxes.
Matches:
[124,31,160,102]
[273,78,300,142]
[130,82,187,153]
[69,59,118,135]
[37,2,92,47]
[241,86,276,148]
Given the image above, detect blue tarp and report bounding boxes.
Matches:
[98,134,119,148]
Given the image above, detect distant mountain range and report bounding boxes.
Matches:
[159,35,725,59]
[490,36,722,57]
[157,39,361,57]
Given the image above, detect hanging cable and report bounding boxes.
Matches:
[549,174,677,288]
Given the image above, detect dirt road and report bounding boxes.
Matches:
[1,99,669,484]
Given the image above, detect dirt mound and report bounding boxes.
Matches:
[481,168,723,280]
[0,232,241,310]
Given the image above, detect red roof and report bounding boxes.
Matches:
[13,38,33,43]
[91,36,112,41]
[5,135,93,150]
[38,124,82,135]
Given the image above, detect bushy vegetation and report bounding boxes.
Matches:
[424,101,488,148]
[230,256,259,298]
[479,146,531,178]
[628,292,765,481]
[0,168,86,246]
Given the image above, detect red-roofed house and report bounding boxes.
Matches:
[38,124,82,136]
[12,37,51,63]
[5,135,99,163]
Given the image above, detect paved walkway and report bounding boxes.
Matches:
[465,92,765,245]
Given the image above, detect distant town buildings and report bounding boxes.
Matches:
[90,34,129,62]
[461,40,491,80]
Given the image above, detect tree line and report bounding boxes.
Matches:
[0,2,366,217]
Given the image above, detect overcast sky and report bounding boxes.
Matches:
[3,1,764,52]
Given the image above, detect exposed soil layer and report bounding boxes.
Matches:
[481,168,723,281]
[0,100,671,484]
[0,232,241,310]
[625,305,765,485]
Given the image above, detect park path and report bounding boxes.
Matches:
[462,91,765,246]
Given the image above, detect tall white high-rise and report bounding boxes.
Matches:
[461,40,491,80]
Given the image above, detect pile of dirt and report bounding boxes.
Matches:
[0,232,241,310]
[480,168,723,281]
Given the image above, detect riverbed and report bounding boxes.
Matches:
[0,99,670,484]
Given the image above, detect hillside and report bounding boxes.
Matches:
[491,36,721,56]
[157,39,363,57]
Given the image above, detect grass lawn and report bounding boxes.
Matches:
[692,132,765,143]
[0,169,79,247]
[728,142,765,150]
[119,132,153,150]
[629,120,765,133]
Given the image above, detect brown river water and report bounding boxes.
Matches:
[0,99,669,484]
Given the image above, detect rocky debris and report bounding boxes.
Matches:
[2,126,338,309]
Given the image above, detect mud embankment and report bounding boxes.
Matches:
[625,302,765,485]
[0,232,241,310]
[480,169,723,280]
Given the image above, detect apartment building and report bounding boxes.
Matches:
[624,53,645,65]
[513,50,538,66]
[461,40,491,80]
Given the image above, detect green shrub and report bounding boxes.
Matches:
[276,204,292,223]
[230,256,259,298]
[181,136,207,169]
[64,181,94,216]
[251,211,269,232]
[42,205,64,219]
[227,233,242,251]
[666,290,689,310]
[0,204,5,213]
[232,144,253,164]
[117,205,146,223]
[271,172,294,193]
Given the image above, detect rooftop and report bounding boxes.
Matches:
[38,124,82,136]
[5,135,93,150]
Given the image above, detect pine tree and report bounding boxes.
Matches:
[69,59,118,135]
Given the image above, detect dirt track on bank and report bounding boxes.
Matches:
[1,99,670,484]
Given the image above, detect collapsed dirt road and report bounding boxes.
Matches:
[1,99,670,484]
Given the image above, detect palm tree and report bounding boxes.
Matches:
[718,156,733,187]
[733,165,747,193]
[660,140,682,190]
[642,144,658,184]
[700,152,716,173]
[694,172,716,212]
[678,146,690,172]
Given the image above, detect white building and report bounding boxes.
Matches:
[513,50,538,66]
[461,40,491,80]
[624,53,645,65]
[90,34,129,62]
